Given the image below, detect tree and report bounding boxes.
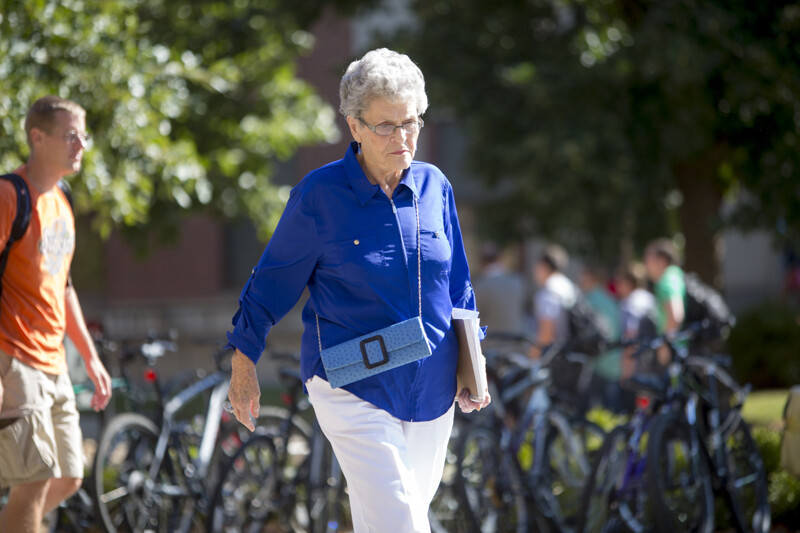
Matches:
[392,0,800,283]
[0,0,371,247]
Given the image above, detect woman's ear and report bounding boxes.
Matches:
[346,116,362,144]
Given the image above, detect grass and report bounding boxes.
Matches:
[742,389,789,428]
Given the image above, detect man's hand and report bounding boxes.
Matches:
[229,350,260,432]
[457,387,491,413]
[528,345,542,360]
[84,355,112,411]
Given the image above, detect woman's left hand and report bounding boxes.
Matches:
[229,350,261,431]
[457,387,491,413]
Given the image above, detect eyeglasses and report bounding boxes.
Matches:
[358,117,424,137]
[63,129,91,145]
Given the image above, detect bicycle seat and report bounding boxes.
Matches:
[624,373,667,399]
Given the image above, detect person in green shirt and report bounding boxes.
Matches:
[579,264,623,411]
[644,238,686,366]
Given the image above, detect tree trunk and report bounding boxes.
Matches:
[674,146,726,289]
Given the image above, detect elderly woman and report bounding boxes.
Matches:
[226,48,489,532]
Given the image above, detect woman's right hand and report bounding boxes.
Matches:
[228,350,261,431]
[457,387,491,413]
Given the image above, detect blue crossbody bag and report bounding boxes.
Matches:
[316,197,432,388]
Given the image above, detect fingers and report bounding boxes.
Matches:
[233,400,255,432]
[457,388,477,413]
[90,371,112,411]
[228,391,257,432]
[457,387,492,413]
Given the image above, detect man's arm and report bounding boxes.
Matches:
[665,296,685,333]
[529,317,556,359]
[657,297,685,366]
[64,284,111,411]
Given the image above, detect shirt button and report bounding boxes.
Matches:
[354,239,360,245]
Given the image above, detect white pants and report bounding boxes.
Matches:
[306,377,454,533]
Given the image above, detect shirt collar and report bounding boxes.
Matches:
[343,142,419,205]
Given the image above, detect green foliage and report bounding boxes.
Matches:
[752,426,800,527]
[391,0,800,263]
[729,303,800,388]
[0,0,348,245]
[586,406,626,432]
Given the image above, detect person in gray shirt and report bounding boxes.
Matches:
[473,242,528,337]
[529,244,578,359]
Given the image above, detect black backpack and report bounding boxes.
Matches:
[566,294,614,356]
[0,173,73,301]
[683,272,733,328]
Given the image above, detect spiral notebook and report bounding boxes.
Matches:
[453,308,487,403]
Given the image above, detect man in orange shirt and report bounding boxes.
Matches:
[0,96,111,532]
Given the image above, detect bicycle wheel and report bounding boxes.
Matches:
[647,411,714,533]
[577,426,627,533]
[576,424,654,533]
[456,424,527,533]
[306,431,351,533]
[213,405,312,488]
[721,416,771,533]
[207,433,279,532]
[539,416,606,530]
[429,415,471,533]
[93,413,181,533]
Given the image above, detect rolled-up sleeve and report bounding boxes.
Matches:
[444,183,484,332]
[442,183,473,309]
[227,184,319,364]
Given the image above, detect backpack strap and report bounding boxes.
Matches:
[56,179,75,288]
[0,173,32,301]
[57,179,74,212]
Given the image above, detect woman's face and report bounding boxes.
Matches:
[347,97,420,181]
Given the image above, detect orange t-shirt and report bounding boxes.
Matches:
[0,165,74,374]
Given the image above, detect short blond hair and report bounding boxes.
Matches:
[25,96,86,146]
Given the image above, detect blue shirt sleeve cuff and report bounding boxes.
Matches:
[225,331,263,365]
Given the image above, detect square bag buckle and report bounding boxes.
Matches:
[360,335,389,369]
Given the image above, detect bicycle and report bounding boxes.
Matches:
[578,322,769,533]
[92,346,251,533]
[576,352,696,533]
[43,332,184,533]
[427,409,473,533]
[455,341,605,533]
[207,352,349,533]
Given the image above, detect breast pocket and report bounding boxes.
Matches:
[323,233,387,280]
[420,227,451,280]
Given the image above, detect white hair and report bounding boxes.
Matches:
[339,48,428,118]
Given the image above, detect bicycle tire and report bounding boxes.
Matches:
[647,411,714,533]
[720,416,771,533]
[206,433,279,532]
[524,413,587,532]
[429,414,472,533]
[93,413,182,533]
[455,424,528,533]
[308,438,350,533]
[212,405,312,485]
[577,425,651,533]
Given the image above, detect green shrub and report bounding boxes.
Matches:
[752,426,800,528]
[728,303,800,389]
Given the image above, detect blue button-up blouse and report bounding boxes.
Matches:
[227,142,478,422]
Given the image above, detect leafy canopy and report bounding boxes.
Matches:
[0,0,350,244]
[395,0,800,262]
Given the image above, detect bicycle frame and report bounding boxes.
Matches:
[147,371,229,514]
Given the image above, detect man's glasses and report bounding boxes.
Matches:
[358,117,424,137]
[63,129,91,145]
